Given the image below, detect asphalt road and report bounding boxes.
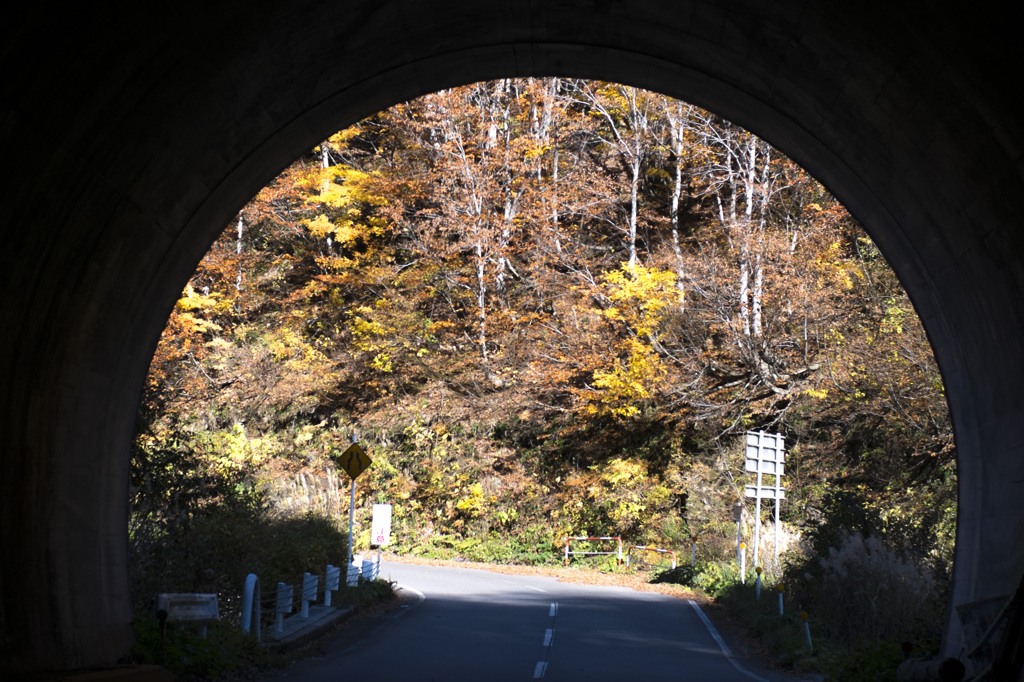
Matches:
[262,561,799,681]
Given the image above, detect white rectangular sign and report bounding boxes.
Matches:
[156,593,219,622]
[745,485,786,500]
[745,431,785,461]
[745,459,785,476]
[372,503,392,546]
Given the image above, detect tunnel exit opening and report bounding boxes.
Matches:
[130,79,956,674]
[4,4,1023,674]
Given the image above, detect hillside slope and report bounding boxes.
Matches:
[132,79,956,623]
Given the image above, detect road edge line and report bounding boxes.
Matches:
[687,599,771,682]
[394,584,426,615]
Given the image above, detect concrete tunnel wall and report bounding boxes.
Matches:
[2,0,1023,672]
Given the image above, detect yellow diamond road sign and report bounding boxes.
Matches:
[337,442,372,480]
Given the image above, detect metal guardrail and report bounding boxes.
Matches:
[246,553,383,638]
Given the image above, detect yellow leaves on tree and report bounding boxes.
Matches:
[175,283,231,335]
[347,302,397,374]
[600,263,681,338]
[582,264,677,418]
[143,283,235,413]
[264,325,334,378]
[561,457,673,535]
[589,338,666,418]
[813,241,856,291]
[300,164,390,253]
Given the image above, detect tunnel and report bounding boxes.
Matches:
[2,1,1023,673]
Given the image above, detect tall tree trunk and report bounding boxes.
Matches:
[321,141,333,253]
[665,99,688,309]
[575,82,649,265]
[476,239,488,363]
[629,157,640,265]
[752,142,771,339]
[235,213,244,292]
[752,254,763,337]
[738,248,750,337]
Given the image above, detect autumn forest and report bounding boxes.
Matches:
[131,79,957,669]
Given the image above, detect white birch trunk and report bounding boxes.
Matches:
[752,254,763,337]
[235,213,244,292]
[665,99,688,309]
[629,157,640,265]
[476,239,488,363]
[321,142,333,253]
[739,252,750,337]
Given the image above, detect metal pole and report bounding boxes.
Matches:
[754,470,763,567]
[347,433,358,566]
[348,479,356,565]
[775,433,784,564]
[736,516,742,565]
[740,542,746,584]
[774,497,780,565]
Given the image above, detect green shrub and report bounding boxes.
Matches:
[825,639,904,682]
[651,561,746,598]
[130,615,270,679]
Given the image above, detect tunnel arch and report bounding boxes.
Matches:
[2,1,1022,672]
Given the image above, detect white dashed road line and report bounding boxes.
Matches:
[533,601,558,678]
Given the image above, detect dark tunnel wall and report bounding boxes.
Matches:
[2,1,1023,671]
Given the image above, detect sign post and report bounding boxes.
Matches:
[732,502,743,566]
[333,436,373,567]
[743,430,786,567]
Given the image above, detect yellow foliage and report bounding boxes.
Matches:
[590,338,666,418]
[176,284,232,316]
[455,483,486,518]
[347,304,395,353]
[523,143,551,159]
[265,326,333,375]
[202,423,277,471]
[814,242,855,290]
[176,312,222,335]
[371,352,393,373]
[881,300,904,334]
[600,263,681,338]
[598,457,647,485]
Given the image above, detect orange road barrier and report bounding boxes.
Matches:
[564,536,622,567]
[625,544,678,570]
